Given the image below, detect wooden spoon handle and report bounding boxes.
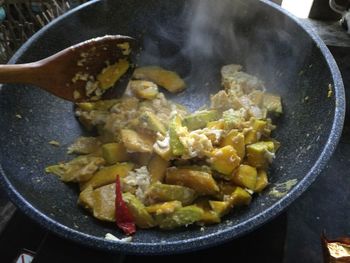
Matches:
[0,63,41,85]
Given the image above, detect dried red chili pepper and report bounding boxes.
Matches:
[115,175,136,235]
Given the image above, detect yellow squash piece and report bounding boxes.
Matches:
[80,162,134,190]
[183,110,219,131]
[45,156,105,183]
[217,181,237,196]
[209,201,231,217]
[207,120,225,129]
[97,59,130,90]
[78,186,95,211]
[129,80,159,100]
[210,145,241,177]
[169,115,186,156]
[251,118,267,132]
[209,187,251,217]
[146,182,197,205]
[254,170,269,192]
[101,142,129,165]
[244,129,258,145]
[214,181,237,200]
[68,137,101,154]
[92,183,116,222]
[120,129,155,153]
[263,93,283,114]
[228,186,252,206]
[220,130,245,159]
[139,111,167,135]
[244,119,268,145]
[122,193,156,228]
[199,210,221,225]
[146,201,182,215]
[231,165,258,190]
[195,198,221,224]
[78,183,116,222]
[133,66,185,93]
[117,42,131,55]
[147,154,170,183]
[158,205,204,229]
[166,168,219,195]
[246,141,275,168]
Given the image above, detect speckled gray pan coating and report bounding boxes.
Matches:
[0,0,345,255]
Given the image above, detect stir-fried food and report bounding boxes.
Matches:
[46,63,282,233]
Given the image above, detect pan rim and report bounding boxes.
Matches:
[0,0,346,255]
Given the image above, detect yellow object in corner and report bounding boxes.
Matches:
[210,145,241,176]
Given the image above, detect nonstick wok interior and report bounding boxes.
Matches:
[0,0,344,255]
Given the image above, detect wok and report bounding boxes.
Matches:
[0,0,345,255]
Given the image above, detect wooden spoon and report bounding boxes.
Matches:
[0,35,134,102]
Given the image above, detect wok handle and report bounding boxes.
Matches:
[0,62,44,86]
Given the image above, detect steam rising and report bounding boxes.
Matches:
[184,0,240,59]
[138,0,312,109]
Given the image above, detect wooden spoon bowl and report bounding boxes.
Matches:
[0,35,134,102]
